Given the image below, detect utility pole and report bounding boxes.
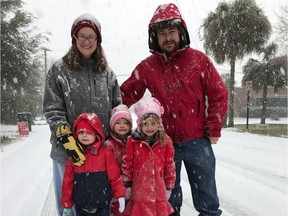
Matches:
[39,47,52,118]
[245,81,252,130]
[41,47,51,75]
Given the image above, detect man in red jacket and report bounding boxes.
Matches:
[120,3,228,216]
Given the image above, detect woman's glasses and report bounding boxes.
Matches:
[74,34,97,42]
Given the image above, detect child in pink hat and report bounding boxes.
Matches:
[121,97,176,216]
[104,105,133,216]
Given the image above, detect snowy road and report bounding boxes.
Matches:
[214,130,287,216]
[1,124,287,216]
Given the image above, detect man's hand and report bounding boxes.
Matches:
[56,124,86,166]
[209,137,219,144]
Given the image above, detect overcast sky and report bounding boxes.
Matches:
[23,0,287,85]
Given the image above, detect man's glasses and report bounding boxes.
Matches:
[74,34,97,42]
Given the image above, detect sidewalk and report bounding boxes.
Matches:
[41,180,57,215]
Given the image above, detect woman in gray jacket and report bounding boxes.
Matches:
[43,13,121,216]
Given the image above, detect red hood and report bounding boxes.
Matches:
[148,3,190,53]
[73,113,105,152]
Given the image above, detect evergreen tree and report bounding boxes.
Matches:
[274,5,288,56]
[200,0,271,127]
[1,0,48,124]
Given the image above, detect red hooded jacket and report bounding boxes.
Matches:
[61,113,125,210]
[121,3,228,143]
[104,133,129,216]
[122,130,175,216]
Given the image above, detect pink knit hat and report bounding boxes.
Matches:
[134,97,164,127]
[110,104,133,130]
[71,13,102,43]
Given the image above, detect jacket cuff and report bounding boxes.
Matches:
[206,129,221,138]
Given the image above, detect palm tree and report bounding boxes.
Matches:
[200,0,271,127]
[242,43,287,124]
[221,73,230,127]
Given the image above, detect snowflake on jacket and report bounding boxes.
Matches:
[105,132,128,171]
[105,104,133,169]
[43,58,122,166]
[120,3,228,143]
[121,128,176,216]
[105,104,133,216]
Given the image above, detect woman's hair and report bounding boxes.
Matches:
[62,40,108,72]
[140,113,168,146]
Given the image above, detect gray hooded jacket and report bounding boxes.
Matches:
[43,58,121,165]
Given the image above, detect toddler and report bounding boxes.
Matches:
[105,104,133,216]
[122,97,176,216]
[61,113,125,216]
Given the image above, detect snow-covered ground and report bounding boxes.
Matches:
[0,118,287,216]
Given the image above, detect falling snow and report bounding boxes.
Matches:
[1,117,287,216]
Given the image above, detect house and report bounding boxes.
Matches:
[234,87,287,117]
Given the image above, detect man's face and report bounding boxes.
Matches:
[157,26,180,56]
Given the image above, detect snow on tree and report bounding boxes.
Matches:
[1,0,49,124]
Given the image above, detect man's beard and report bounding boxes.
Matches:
[161,41,179,56]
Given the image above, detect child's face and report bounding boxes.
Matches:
[78,131,96,145]
[141,116,159,138]
[113,118,131,136]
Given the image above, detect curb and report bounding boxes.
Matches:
[40,180,57,215]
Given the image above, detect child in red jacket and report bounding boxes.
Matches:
[104,104,133,216]
[122,97,176,216]
[106,104,133,167]
[61,113,125,216]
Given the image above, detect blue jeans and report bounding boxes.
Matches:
[53,160,76,216]
[169,137,222,216]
